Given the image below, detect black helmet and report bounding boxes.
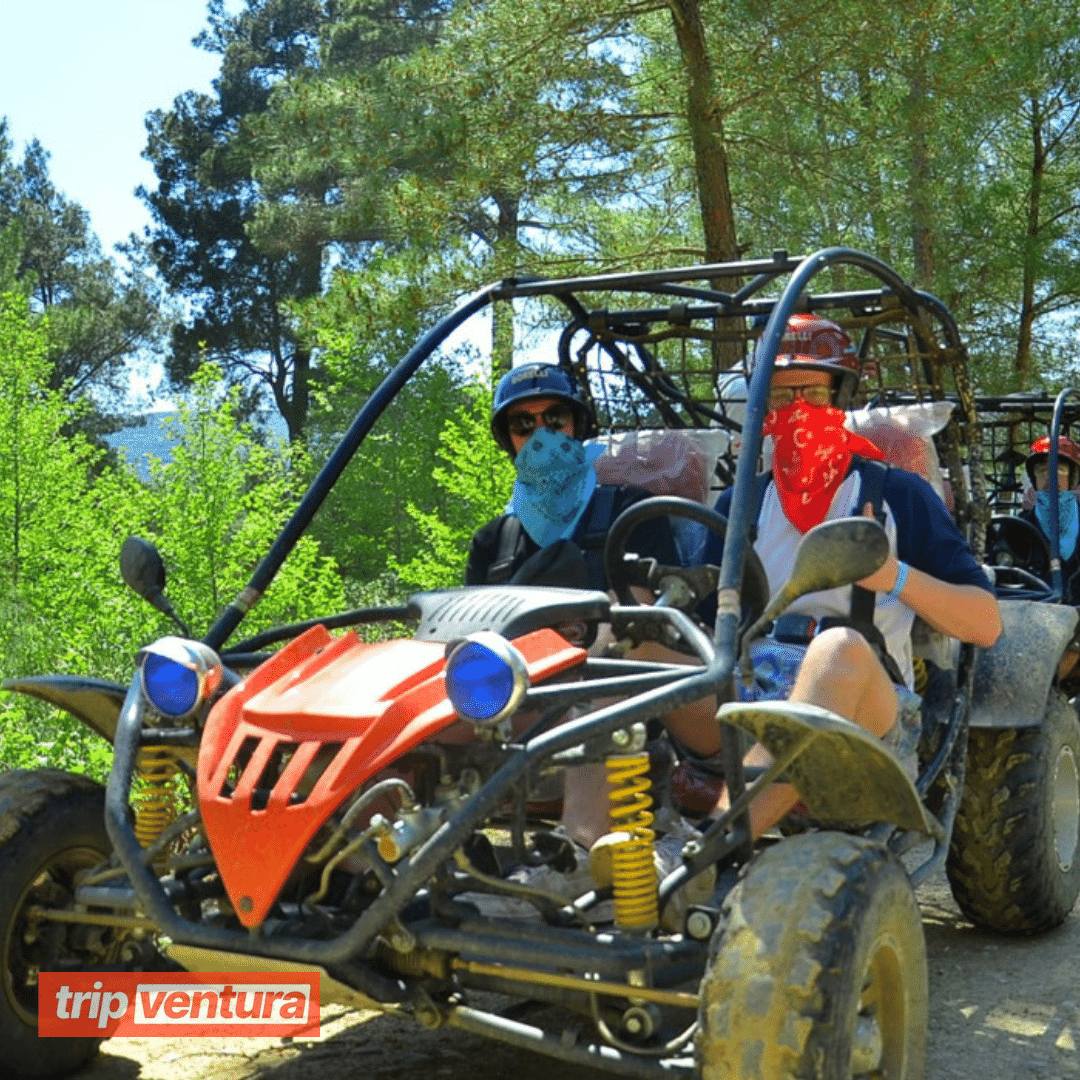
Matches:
[490,363,596,455]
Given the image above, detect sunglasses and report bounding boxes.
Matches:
[506,404,576,438]
[766,384,834,409]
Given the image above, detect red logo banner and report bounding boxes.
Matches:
[38,971,320,1037]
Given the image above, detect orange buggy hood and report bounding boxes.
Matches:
[196,624,586,927]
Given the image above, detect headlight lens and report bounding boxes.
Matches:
[444,632,529,725]
[138,637,223,720]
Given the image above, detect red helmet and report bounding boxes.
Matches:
[758,313,861,408]
[1026,435,1080,488]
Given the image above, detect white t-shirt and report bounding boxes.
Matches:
[754,472,917,688]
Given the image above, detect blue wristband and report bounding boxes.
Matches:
[887,561,909,599]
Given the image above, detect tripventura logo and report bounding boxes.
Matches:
[38,972,320,1038]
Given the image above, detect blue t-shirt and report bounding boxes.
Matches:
[707,464,992,592]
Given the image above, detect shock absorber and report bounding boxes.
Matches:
[605,752,658,931]
[134,747,181,848]
[912,655,928,695]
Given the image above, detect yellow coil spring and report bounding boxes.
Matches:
[606,753,657,931]
[913,655,928,696]
[134,747,181,848]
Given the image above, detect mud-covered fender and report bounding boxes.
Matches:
[716,699,943,838]
[0,674,127,744]
[970,601,1078,728]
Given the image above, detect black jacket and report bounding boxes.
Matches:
[466,484,679,590]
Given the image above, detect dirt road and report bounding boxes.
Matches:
[74,871,1079,1080]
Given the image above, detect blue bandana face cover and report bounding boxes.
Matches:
[509,428,605,548]
[1035,489,1080,561]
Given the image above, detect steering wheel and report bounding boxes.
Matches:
[989,563,1057,602]
[986,515,1055,600]
[602,495,770,630]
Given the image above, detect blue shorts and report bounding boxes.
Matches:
[737,638,922,779]
[737,639,808,702]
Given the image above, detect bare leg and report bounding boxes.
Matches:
[560,629,715,846]
[732,627,899,837]
[634,639,719,757]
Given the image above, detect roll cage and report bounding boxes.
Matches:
[89,247,979,973]
[210,246,985,654]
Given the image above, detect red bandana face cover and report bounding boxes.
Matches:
[764,400,885,533]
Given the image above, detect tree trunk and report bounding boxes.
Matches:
[666,0,741,373]
[667,0,739,267]
[1015,95,1044,391]
[490,191,520,378]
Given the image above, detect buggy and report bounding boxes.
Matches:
[959,388,1080,933]
[3,247,1078,1080]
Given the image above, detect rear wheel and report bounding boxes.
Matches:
[698,832,927,1080]
[0,769,114,1079]
[947,690,1080,934]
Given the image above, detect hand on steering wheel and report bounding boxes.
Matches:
[601,495,769,627]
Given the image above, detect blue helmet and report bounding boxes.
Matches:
[490,363,596,455]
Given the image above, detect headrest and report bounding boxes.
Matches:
[589,429,717,504]
[845,401,954,505]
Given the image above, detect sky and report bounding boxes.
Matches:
[0,0,489,418]
[0,1,229,253]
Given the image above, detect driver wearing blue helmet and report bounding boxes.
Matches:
[464,363,713,919]
[467,362,680,589]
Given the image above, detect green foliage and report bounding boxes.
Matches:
[0,341,346,775]
[0,293,104,613]
[134,364,347,638]
[0,123,162,428]
[648,0,1080,388]
[0,291,130,775]
[249,0,660,294]
[392,377,514,592]
[294,254,479,585]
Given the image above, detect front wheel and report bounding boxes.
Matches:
[0,769,114,1080]
[947,689,1080,934]
[697,832,927,1080]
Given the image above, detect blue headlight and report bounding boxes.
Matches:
[138,637,223,719]
[445,632,529,725]
[142,653,200,716]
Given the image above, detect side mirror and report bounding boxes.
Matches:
[120,537,191,636]
[120,536,166,600]
[783,517,889,602]
[739,517,889,660]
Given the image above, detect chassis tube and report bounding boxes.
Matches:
[204,284,499,651]
[446,1004,695,1079]
[106,656,730,970]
